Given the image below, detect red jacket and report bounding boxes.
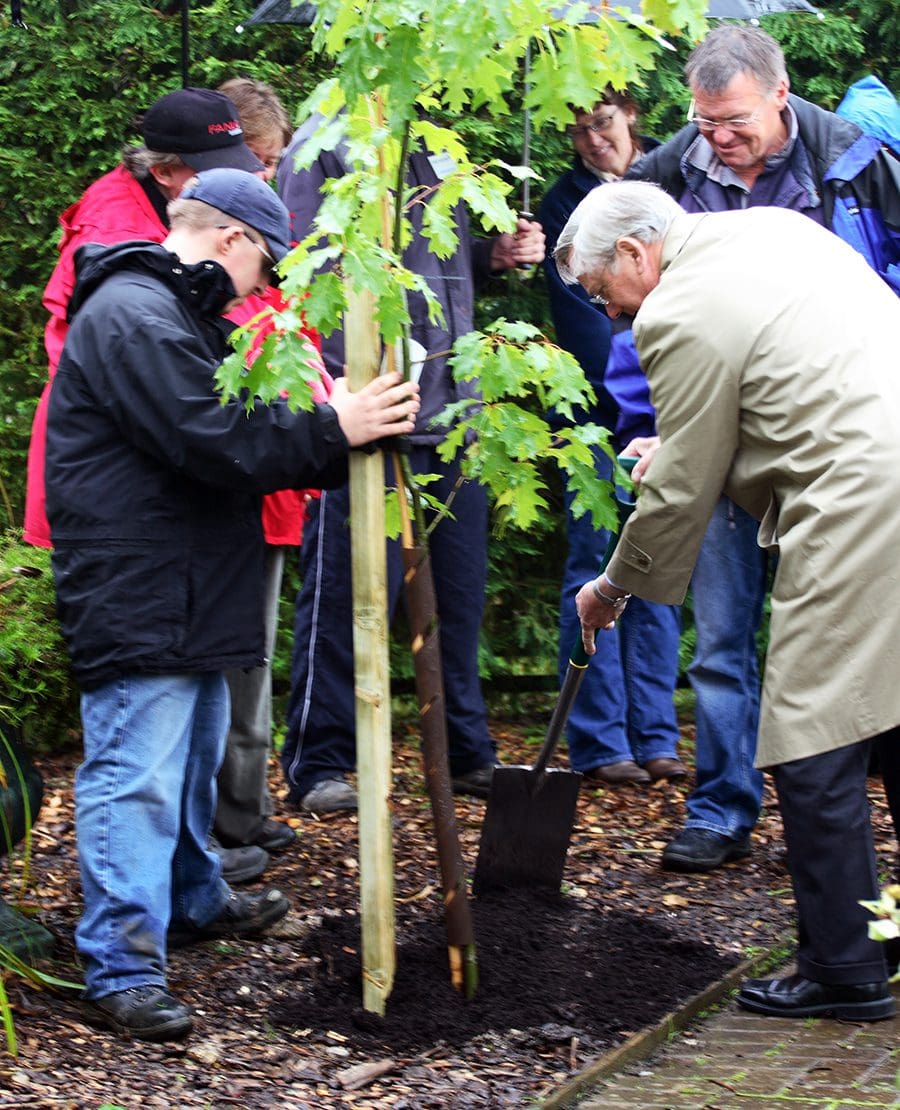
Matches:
[25,164,321,548]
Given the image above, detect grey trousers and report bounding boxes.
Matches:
[214,545,286,845]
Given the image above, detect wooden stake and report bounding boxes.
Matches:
[345,285,395,1016]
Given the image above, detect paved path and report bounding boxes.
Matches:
[578,978,900,1109]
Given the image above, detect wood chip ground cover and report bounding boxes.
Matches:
[2,705,894,1107]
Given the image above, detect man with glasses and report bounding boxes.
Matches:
[44,169,420,1040]
[561,180,900,1021]
[610,25,900,873]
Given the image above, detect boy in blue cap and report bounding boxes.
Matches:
[45,169,419,1041]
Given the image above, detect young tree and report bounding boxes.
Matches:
[219,0,706,1013]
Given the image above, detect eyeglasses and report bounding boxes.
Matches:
[686,99,764,134]
[244,233,276,277]
[567,107,620,139]
[217,225,276,279]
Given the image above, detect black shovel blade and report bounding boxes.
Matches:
[472,765,583,896]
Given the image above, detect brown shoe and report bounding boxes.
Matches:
[643,757,688,781]
[584,760,651,785]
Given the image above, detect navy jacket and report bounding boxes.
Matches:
[46,241,351,689]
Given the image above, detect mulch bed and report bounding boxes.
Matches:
[2,702,895,1108]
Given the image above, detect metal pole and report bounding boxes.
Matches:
[180,0,190,88]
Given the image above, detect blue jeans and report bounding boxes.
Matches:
[76,673,230,999]
[281,447,495,800]
[559,459,681,772]
[686,497,768,838]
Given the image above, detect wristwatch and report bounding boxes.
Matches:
[592,578,631,608]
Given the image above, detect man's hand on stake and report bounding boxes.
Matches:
[329,372,420,447]
[490,217,546,270]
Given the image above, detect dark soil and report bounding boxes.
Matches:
[272,891,733,1055]
[3,703,893,1108]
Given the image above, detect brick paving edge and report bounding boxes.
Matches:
[539,931,795,1109]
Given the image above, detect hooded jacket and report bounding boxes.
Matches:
[26,164,312,549]
[46,241,350,690]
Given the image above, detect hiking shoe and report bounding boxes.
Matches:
[79,985,193,1041]
[300,777,358,813]
[662,827,751,872]
[209,835,269,883]
[168,887,290,949]
[451,764,496,799]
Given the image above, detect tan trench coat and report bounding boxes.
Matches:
[606,208,900,767]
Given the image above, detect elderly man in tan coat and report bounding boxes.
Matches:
[557,180,900,1022]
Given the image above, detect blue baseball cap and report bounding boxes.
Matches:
[181,168,292,262]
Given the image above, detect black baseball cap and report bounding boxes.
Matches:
[181,169,292,263]
[141,88,264,174]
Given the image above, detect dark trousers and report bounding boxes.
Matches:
[876,729,900,882]
[773,735,897,985]
[281,447,495,800]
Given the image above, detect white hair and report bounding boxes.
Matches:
[555,182,682,285]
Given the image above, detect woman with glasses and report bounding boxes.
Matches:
[536,91,685,788]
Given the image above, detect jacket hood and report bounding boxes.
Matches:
[68,241,237,322]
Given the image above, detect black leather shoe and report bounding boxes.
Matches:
[168,887,289,949]
[662,827,751,872]
[737,974,895,1021]
[451,764,495,799]
[251,819,297,853]
[79,985,193,1041]
[209,835,269,883]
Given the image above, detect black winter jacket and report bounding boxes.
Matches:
[46,241,350,689]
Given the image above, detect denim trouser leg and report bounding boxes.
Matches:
[686,497,767,837]
[559,457,681,772]
[619,597,682,765]
[76,673,230,999]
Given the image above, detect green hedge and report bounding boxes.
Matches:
[0,0,886,739]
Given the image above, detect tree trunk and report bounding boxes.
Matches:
[395,466,478,997]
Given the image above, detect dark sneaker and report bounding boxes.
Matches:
[79,985,193,1041]
[300,777,358,813]
[168,887,289,949]
[662,827,751,872]
[451,764,496,799]
[209,835,269,883]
